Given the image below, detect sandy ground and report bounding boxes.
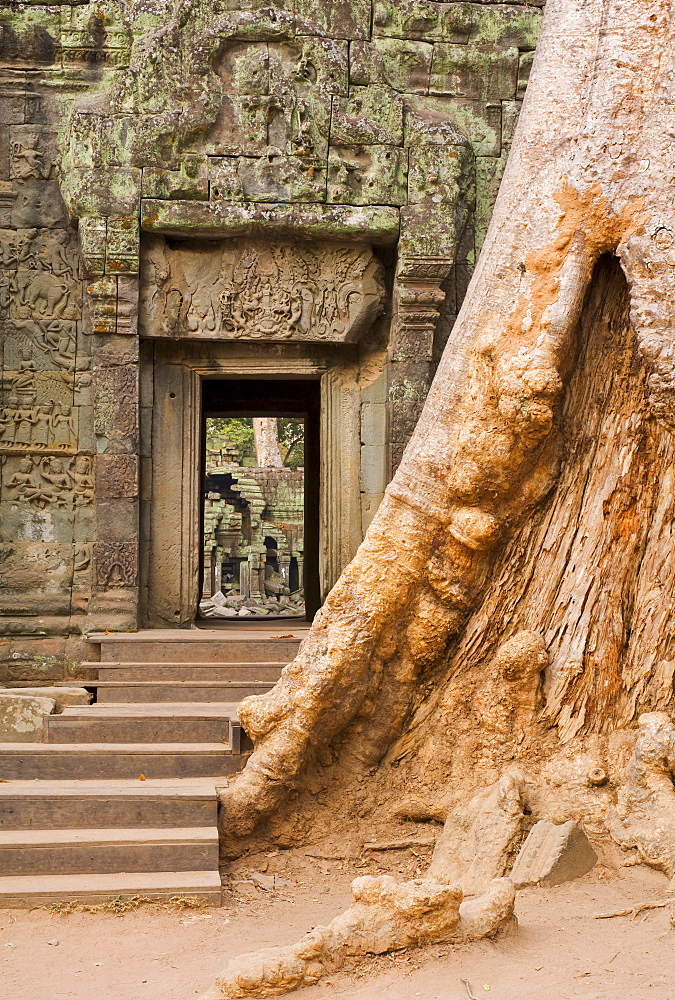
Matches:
[2,851,674,1000]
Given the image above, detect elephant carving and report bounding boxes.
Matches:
[19,271,70,317]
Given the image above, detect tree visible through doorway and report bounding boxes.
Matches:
[200,416,306,620]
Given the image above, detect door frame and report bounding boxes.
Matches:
[141,344,362,627]
[200,378,322,619]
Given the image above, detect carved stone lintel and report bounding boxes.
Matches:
[139,236,386,344]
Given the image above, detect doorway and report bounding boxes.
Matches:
[199,379,321,622]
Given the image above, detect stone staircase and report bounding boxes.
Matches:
[0,628,303,907]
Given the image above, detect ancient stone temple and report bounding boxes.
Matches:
[0,0,542,681]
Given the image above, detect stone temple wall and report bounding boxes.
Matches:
[0,0,543,683]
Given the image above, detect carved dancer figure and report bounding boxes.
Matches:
[0,399,19,446]
[14,402,37,445]
[32,405,52,447]
[41,457,72,508]
[6,458,53,507]
[70,456,94,505]
[12,141,50,180]
[50,403,75,448]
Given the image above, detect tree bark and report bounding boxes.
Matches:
[253,418,283,468]
[220,0,675,842]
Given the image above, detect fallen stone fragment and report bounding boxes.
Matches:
[1,687,91,713]
[510,820,597,888]
[0,694,56,742]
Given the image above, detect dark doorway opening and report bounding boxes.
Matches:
[199,378,321,622]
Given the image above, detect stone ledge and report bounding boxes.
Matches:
[140,200,400,245]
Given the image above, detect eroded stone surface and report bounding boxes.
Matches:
[510,820,597,889]
[0,693,55,742]
[0,686,91,713]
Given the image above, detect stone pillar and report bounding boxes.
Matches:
[83,220,140,631]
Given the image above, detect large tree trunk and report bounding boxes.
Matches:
[220,0,675,848]
[253,418,283,469]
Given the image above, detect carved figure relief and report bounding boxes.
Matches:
[0,396,77,453]
[0,229,81,324]
[11,139,52,181]
[94,541,137,588]
[140,236,385,343]
[4,455,93,508]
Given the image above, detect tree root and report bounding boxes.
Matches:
[429,770,529,895]
[594,898,675,920]
[607,713,675,877]
[200,877,515,999]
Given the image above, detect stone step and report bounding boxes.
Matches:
[0,826,219,876]
[0,778,220,830]
[85,661,287,682]
[94,680,275,703]
[0,743,245,780]
[91,631,303,663]
[45,703,237,744]
[0,870,222,907]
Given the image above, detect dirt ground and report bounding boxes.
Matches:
[2,849,674,1000]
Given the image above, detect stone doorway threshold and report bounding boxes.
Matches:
[193,620,311,634]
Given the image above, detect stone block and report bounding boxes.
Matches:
[328,145,408,206]
[269,38,349,99]
[206,96,270,156]
[0,693,55,742]
[63,166,142,219]
[389,396,425,443]
[404,96,501,156]
[141,159,209,201]
[517,52,535,100]
[65,111,102,171]
[216,41,270,97]
[361,492,384,534]
[79,216,107,275]
[235,154,327,203]
[2,686,91,712]
[290,0,371,39]
[360,444,388,495]
[95,500,139,542]
[408,143,472,205]
[361,401,388,447]
[352,39,433,94]
[431,44,519,102]
[140,199,400,245]
[10,178,68,229]
[208,157,245,201]
[117,276,140,336]
[510,820,598,889]
[106,216,140,275]
[0,72,26,125]
[0,128,9,180]
[471,6,543,51]
[399,204,460,258]
[95,454,138,500]
[373,1,443,41]
[9,125,58,184]
[374,2,543,44]
[0,540,74,594]
[93,363,138,453]
[331,86,404,146]
[501,100,522,148]
[476,152,508,252]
